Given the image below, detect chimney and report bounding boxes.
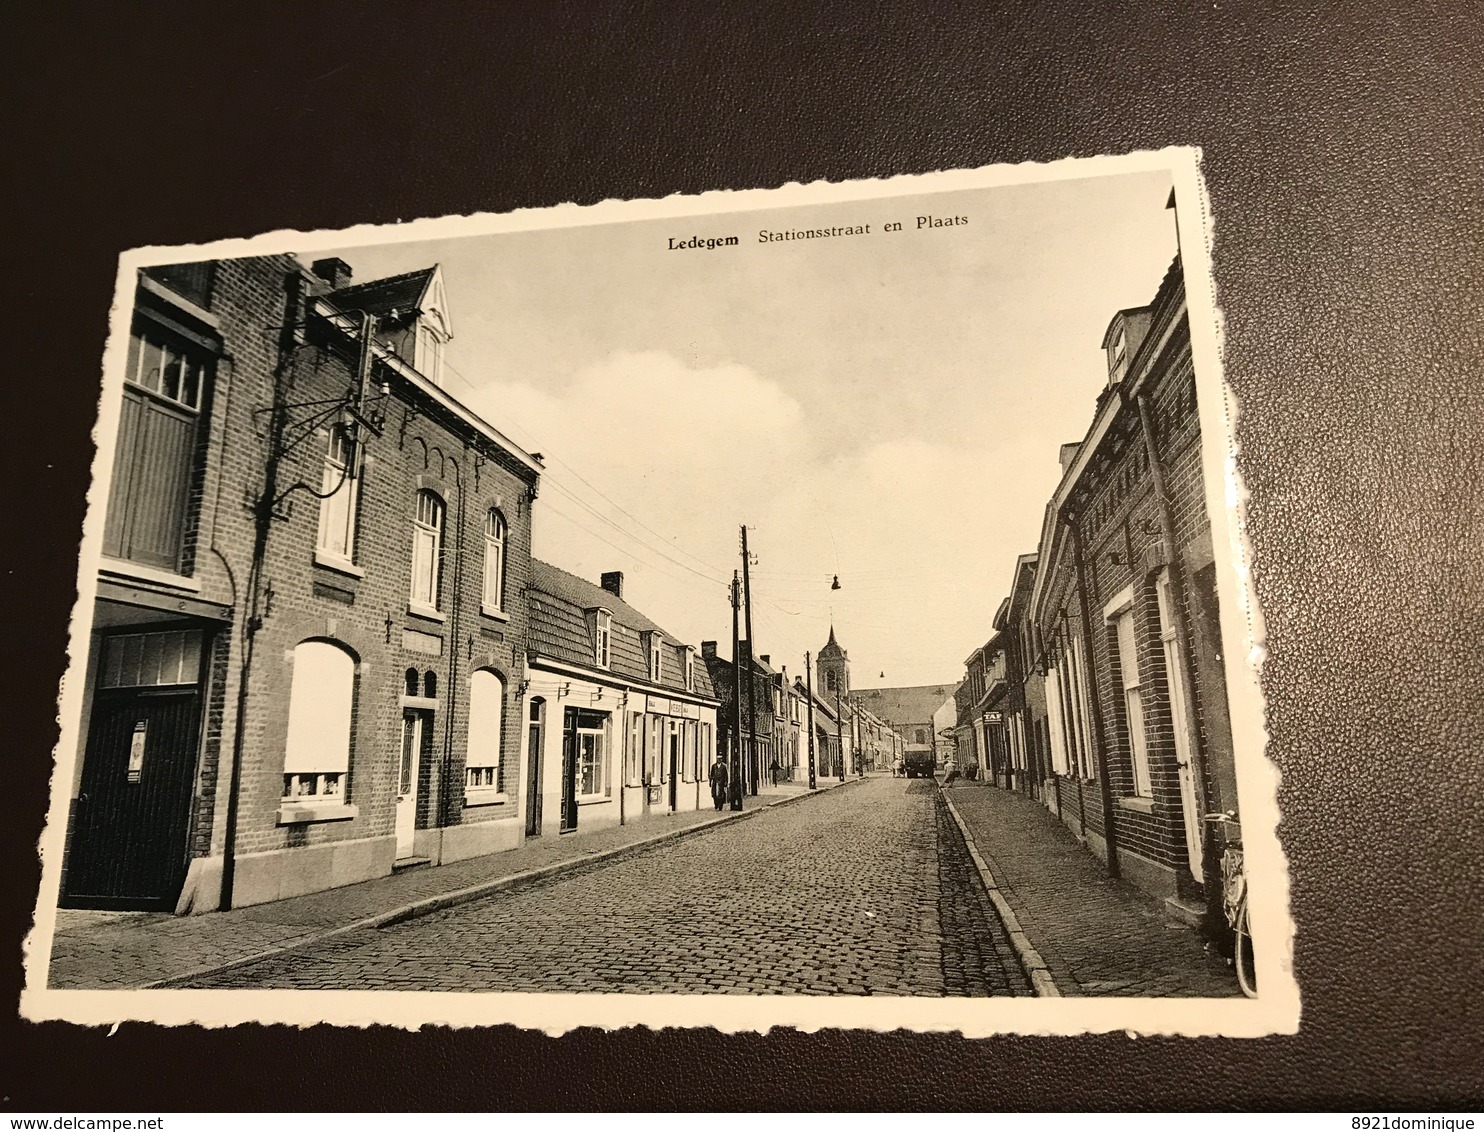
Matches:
[311,257,353,290]
[1058,442,1081,474]
[701,641,718,659]
[760,655,771,666]
[600,571,624,599]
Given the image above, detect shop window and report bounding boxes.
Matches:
[578,719,607,798]
[282,640,356,802]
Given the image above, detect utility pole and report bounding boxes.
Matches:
[835,685,846,783]
[741,525,759,796]
[805,651,817,790]
[729,571,744,811]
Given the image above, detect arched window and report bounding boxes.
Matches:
[410,490,444,610]
[282,640,356,801]
[404,667,419,697]
[483,509,507,613]
[826,670,837,693]
[466,669,506,795]
[423,670,437,700]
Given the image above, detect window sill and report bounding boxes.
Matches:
[578,796,612,806]
[1117,795,1156,814]
[464,789,509,808]
[407,603,446,624]
[314,550,365,578]
[480,605,511,622]
[277,801,359,826]
[100,558,200,592]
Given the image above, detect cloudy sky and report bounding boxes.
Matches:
[319,169,1177,689]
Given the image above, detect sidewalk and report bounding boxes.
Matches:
[43,778,846,990]
[941,778,1240,997]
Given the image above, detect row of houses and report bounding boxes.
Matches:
[952,250,1240,931]
[60,253,760,914]
[702,626,905,790]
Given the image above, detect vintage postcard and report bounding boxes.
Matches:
[22,147,1296,1035]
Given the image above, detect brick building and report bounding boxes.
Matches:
[61,254,542,912]
[852,683,958,773]
[1026,253,1238,926]
[523,563,719,834]
[701,639,776,790]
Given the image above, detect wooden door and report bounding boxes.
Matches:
[525,698,545,837]
[63,689,201,910]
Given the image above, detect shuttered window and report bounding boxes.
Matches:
[465,669,506,792]
[104,327,208,573]
[282,640,356,801]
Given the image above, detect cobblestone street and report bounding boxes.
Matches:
[188,776,1030,995]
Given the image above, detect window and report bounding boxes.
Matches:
[482,509,507,612]
[594,610,612,668]
[410,490,444,610]
[1156,569,1197,776]
[625,712,644,786]
[578,720,607,797]
[465,669,505,794]
[1113,607,1153,796]
[282,640,355,801]
[416,323,445,385]
[1110,325,1129,384]
[100,630,203,689]
[104,325,210,573]
[316,425,359,562]
[684,648,695,691]
[915,728,927,744]
[648,635,662,683]
[826,670,837,693]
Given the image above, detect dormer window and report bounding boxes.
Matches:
[648,634,663,683]
[415,321,446,386]
[684,647,696,692]
[593,610,612,669]
[1109,325,1128,386]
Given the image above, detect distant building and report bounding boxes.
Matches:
[852,683,960,772]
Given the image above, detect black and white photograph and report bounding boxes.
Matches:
[22,149,1292,1036]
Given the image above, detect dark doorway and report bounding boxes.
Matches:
[525,698,545,836]
[560,706,579,833]
[668,729,679,812]
[63,687,202,909]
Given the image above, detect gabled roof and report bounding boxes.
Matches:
[326,266,438,320]
[527,560,714,698]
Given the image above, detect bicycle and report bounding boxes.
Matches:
[1206,810,1257,998]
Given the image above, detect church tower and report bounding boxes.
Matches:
[817,625,850,699]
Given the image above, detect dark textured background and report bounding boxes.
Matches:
[3,0,1481,1111]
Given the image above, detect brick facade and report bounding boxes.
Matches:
[62,254,542,913]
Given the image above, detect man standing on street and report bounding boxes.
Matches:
[709,754,729,811]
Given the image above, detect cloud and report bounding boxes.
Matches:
[468,349,1058,687]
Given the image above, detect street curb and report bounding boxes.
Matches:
[939,786,1063,998]
[141,775,863,990]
